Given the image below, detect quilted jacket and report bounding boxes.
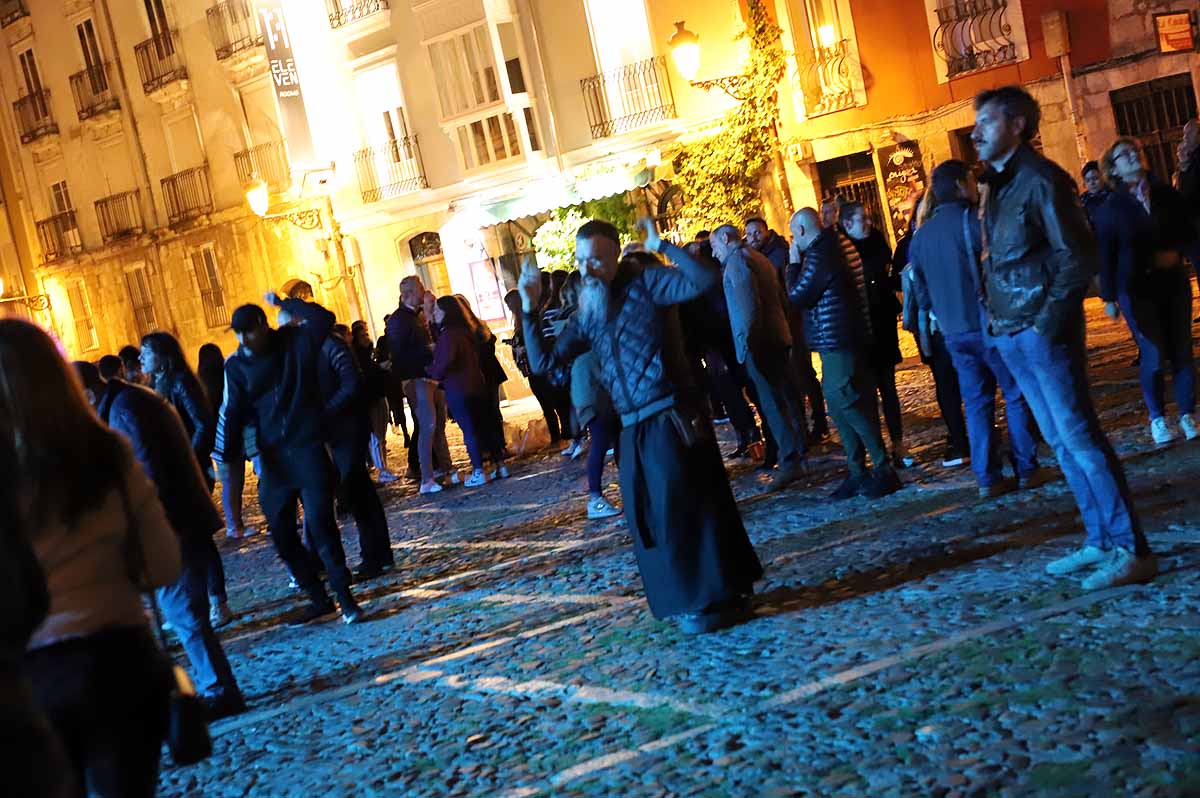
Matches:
[523,242,718,426]
[785,227,863,353]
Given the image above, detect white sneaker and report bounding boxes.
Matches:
[1150,417,1176,446]
[1081,547,1158,591]
[419,481,443,495]
[376,470,399,484]
[561,444,575,456]
[210,600,234,629]
[464,469,489,487]
[1046,545,1107,576]
[490,464,510,479]
[449,471,461,486]
[1181,413,1200,441]
[570,442,586,461]
[587,496,622,519]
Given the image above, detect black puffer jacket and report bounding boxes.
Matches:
[156,370,215,461]
[524,243,717,426]
[979,144,1097,338]
[786,227,862,352]
[100,379,223,540]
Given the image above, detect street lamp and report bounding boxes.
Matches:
[667,19,753,101]
[246,178,270,218]
[0,275,50,311]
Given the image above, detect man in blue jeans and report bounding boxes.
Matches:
[972,85,1156,590]
[908,158,1042,498]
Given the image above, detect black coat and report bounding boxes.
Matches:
[786,228,862,353]
[1094,179,1197,302]
[851,228,902,366]
[100,379,222,540]
[157,370,215,461]
[384,305,434,382]
[317,335,369,476]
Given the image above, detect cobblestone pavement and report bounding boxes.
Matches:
[159,298,1200,798]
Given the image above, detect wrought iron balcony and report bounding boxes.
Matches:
[12,91,57,144]
[235,140,291,193]
[327,0,388,29]
[70,64,120,121]
[162,166,213,225]
[134,32,188,94]
[95,191,144,243]
[36,211,83,262]
[353,138,427,203]
[933,0,1018,79]
[580,56,676,140]
[208,0,262,60]
[0,0,28,28]
[800,39,857,118]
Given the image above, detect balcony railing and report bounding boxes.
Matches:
[162,166,213,225]
[0,0,28,28]
[36,211,83,262]
[327,0,388,29]
[13,91,57,144]
[70,63,120,121]
[208,0,262,60]
[580,56,676,140]
[933,0,1018,79]
[134,32,188,94]
[235,140,290,193]
[95,191,144,243]
[800,39,857,118]
[354,138,427,203]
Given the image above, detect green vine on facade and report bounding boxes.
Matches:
[667,0,785,239]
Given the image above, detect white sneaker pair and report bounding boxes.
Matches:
[1045,545,1158,591]
[464,469,490,488]
[1150,413,1200,445]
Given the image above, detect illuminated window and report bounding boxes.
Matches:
[793,0,867,118]
[66,280,98,352]
[427,25,501,120]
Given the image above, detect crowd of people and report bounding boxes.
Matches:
[0,83,1189,795]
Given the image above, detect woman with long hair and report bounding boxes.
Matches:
[453,295,510,474]
[1097,136,1198,445]
[428,296,499,487]
[1,319,180,797]
[141,332,232,626]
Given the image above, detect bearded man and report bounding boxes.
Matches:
[519,218,763,634]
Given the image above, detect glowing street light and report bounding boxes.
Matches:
[818,24,838,49]
[246,178,270,218]
[669,21,701,82]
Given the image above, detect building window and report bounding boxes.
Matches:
[1111,73,1198,181]
[427,25,501,120]
[925,0,1029,83]
[452,112,522,170]
[792,0,866,118]
[190,245,228,328]
[125,265,158,335]
[66,280,98,352]
[817,151,886,232]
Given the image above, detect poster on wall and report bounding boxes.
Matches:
[468,259,507,323]
[876,141,927,241]
[1154,12,1195,53]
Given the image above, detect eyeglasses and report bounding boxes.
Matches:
[1113,149,1140,163]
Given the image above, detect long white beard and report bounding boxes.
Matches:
[578,276,609,326]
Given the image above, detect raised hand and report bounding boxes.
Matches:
[518,255,543,313]
[635,217,661,252]
[264,292,283,307]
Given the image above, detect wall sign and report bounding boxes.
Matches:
[1154,12,1195,54]
[255,0,315,164]
[876,141,927,241]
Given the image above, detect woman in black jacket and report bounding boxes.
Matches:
[455,296,510,471]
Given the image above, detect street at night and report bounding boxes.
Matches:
[157,298,1200,798]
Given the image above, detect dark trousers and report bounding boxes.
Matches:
[923,331,970,456]
[709,352,759,445]
[791,343,828,432]
[820,349,889,476]
[332,438,393,570]
[219,459,247,534]
[479,387,508,462]
[156,538,241,700]
[200,532,227,604]
[26,627,170,798]
[587,415,616,495]
[945,330,1039,487]
[744,347,807,465]
[444,389,484,470]
[869,351,904,445]
[529,375,571,441]
[1118,269,1196,419]
[258,443,352,595]
[0,667,74,798]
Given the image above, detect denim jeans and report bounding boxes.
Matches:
[156,538,241,699]
[992,316,1148,554]
[745,347,807,466]
[944,330,1039,487]
[1116,268,1196,420]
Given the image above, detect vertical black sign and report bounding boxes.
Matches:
[876,141,927,241]
[255,0,315,165]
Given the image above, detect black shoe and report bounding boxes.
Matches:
[286,599,336,626]
[202,692,247,722]
[677,596,753,635]
[337,591,365,625]
[353,564,386,582]
[768,461,805,491]
[1018,467,1055,490]
[830,473,866,500]
[978,478,1017,499]
[863,466,903,499]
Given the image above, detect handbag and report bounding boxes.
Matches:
[117,477,214,766]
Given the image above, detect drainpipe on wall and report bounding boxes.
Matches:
[520,0,566,175]
[1059,52,1090,166]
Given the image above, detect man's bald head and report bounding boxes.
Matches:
[789,208,822,252]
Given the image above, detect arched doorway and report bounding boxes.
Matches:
[406,232,451,297]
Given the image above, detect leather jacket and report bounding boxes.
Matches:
[978,144,1097,337]
[785,227,862,352]
[156,370,215,461]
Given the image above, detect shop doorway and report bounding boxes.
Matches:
[816,151,885,232]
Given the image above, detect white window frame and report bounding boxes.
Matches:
[66,279,98,353]
[788,0,867,120]
[189,243,228,329]
[923,0,1029,84]
[124,262,158,336]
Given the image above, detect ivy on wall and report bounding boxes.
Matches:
[666,0,786,239]
[531,193,638,270]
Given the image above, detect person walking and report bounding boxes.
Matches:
[429,296,496,487]
[787,208,903,500]
[214,296,364,624]
[1096,136,1198,445]
[139,331,232,626]
[387,276,453,494]
[972,85,1155,590]
[76,362,247,720]
[710,223,808,490]
[520,218,763,635]
[907,160,1042,497]
[1,319,181,797]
